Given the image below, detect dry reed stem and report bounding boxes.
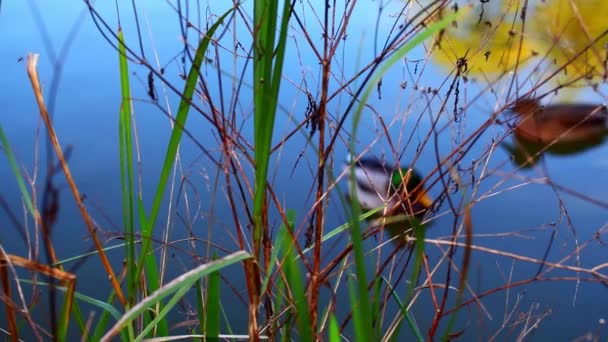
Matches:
[0,244,42,341]
[1,253,76,340]
[26,53,127,307]
[0,257,18,342]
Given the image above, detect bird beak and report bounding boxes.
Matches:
[415,190,433,209]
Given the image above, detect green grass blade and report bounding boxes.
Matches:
[92,291,120,341]
[219,302,234,338]
[68,296,92,342]
[206,266,221,340]
[280,307,292,342]
[264,210,295,339]
[134,284,190,342]
[347,276,365,341]
[300,208,382,256]
[252,0,293,254]
[103,251,250,340]
[379,276,424,342]
[281,223,312,341]
[57,297,70,341]
[270,0,292,94]
[117,27,137,310]
[19,279,129,341]
[195,279,204,338]
[405,218,425,302]
[52,242,133,267]
[0,123,36,216]
[275,251,288,342]
[328,314,340,342]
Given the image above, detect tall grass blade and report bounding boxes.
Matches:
[404,218,425,304]
[328,314,340,342]
[117,27,137,311]
[20,279,123,321]
[266,210,295,339]
[91,292,122,342]
[0,123,36,216]
[379,277,424,342]
[281,219,312,341]
[300,208,382,256]
[195,279,204,338]
[206,256,221,340]
[347,276,365,341]
[52,242,132,266]
[134,284,190,342]
[252,0,293,254]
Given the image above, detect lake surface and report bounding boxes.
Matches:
[1,1,607,340]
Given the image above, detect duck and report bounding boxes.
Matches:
[511,97,608,144]
[342,155,433,217]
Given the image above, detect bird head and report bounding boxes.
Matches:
[390,168,433,210]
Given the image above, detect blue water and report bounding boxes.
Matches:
[1,1,607,340]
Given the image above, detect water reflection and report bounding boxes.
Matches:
[433,0,608,86]
[504,98,608,167]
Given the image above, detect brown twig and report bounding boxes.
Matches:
[26,53,127,307]
[1,253,76,341]
[0,256,18,342]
